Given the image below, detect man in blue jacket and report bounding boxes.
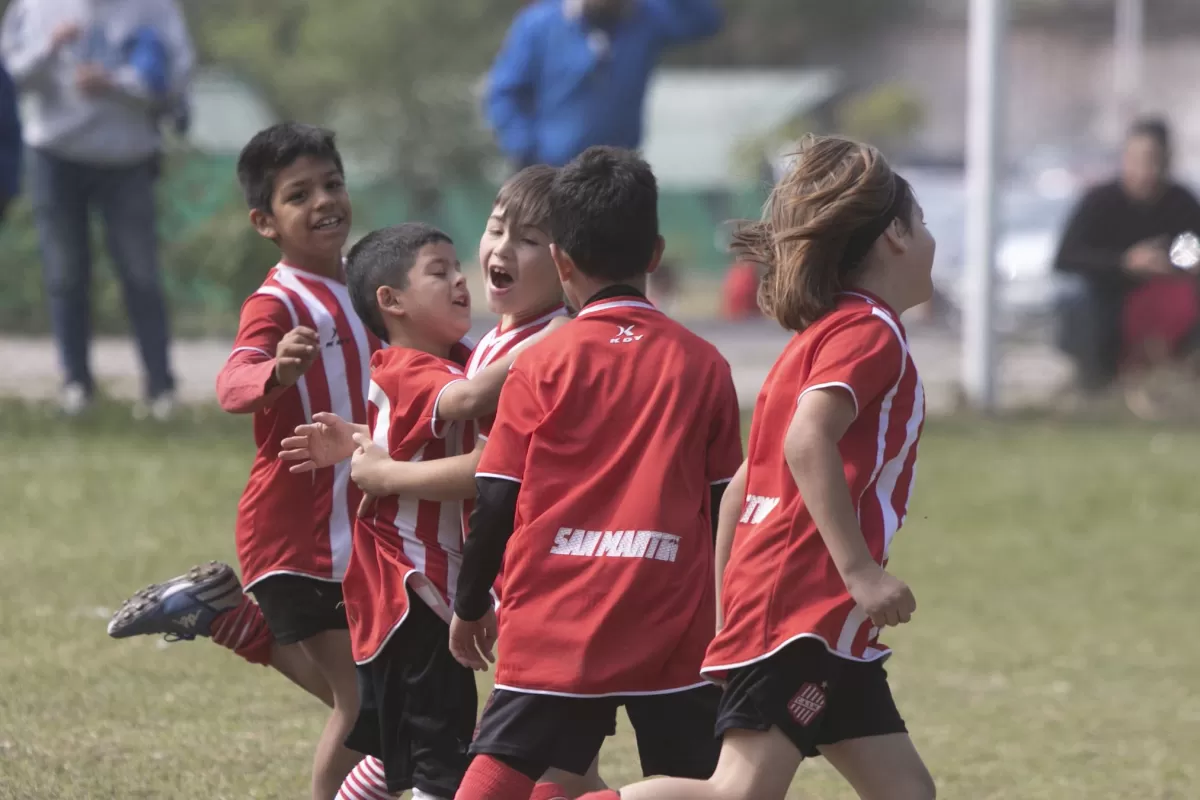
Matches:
[485,0,721,168]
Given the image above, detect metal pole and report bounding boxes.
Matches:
[962,0,1007,411]
[1113,0,1145,132]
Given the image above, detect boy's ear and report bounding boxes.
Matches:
[249,208,278,241]
[550,243,576,285]
[645,235,666,275]
[376,285,406,322]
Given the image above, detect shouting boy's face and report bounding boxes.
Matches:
[379,241,472,348]
[252,155,351,267]
[479,205,563,320]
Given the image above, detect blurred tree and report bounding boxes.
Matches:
[836,83,926,156]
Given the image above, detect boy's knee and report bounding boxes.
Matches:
[889,768,936,800]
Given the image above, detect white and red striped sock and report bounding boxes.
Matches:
[336,756,392,800]
[209,595,273,666]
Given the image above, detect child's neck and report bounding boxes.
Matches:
[279,249,343,281]
[571,275,648,308]
[500,299,565,332]
[384,323,453,359]
[849,273,911,316]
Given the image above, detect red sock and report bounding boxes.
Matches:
[455,755,535,800]
[210,595,273,666]
[576,792,620,799]
[531,783,578,800]
[337,756,391,800]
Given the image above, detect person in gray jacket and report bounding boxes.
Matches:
[1,0,193,418]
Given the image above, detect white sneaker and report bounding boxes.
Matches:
[134,391,176,422]
[60,383,90,416]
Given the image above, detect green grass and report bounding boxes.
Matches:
[1,402,1198,798]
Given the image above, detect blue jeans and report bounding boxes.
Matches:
[30,149,174,397]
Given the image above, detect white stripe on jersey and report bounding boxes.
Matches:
[273,267,359,581]
[465,307,569,377]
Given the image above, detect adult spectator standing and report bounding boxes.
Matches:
[485,0,721,169]
[1053,117,1200,396]
[1,0,194,418]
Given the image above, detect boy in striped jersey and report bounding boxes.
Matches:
[282,222,563,800]
[106,122,388,799]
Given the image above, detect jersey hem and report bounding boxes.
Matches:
[491,680,711,699]
[352,570,453,665]
[242,569,343,591]
[701,631,891,681]
[798,381,859,417]
[430,379,466,440]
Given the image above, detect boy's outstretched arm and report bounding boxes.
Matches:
[785,388,916,629]
[351,434,482,503]
[436,317,567,421]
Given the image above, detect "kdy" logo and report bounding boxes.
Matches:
[610,325,644,344]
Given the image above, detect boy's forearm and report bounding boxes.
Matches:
[436,360,510,421]
[376,450,482,501]
[786,435,878,583]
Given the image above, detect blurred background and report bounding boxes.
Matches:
[0,0,1198,417]
[2,4,1199,799]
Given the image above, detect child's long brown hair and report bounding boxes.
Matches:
[733,135,912,332]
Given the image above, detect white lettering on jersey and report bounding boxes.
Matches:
[610,324,644,344]
[549,527,680,562]
[740,494,781,524]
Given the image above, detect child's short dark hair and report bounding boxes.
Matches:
[733,135,914,332]
[494,165,557,232]
[345,223,453,342]
[236,123,345,214]
[547,146,659,282]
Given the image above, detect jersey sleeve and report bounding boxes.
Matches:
[799,314,905,418]
[475,365,541,484]
[215,292,294,413]
[379,353,468,462]
[707,362,744,484]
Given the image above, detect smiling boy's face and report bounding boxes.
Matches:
[251,155,351,266]
[478,205,563,319]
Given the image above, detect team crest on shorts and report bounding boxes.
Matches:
[787,682,827,727]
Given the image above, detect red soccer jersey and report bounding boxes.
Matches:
[476,296,744,696]
[344,347,478,664]
[703,291,925,680]
[217,263,381,589]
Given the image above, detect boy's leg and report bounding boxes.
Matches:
[460,689,615,800]
[819,734,935,800]
[106,562,334,706]
[298,628,365,800]
[340,597,476,800]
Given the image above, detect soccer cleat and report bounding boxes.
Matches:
[107,561,243,641]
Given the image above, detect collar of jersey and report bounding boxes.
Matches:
[577,285,656,318]
[275,260,348,287]
[839,288,898,319]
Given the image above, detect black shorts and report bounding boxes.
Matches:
[343,596,478,797]
[715,639,907,759]
[251,574,348,645]
[471,684,721,779]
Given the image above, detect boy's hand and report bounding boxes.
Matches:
[75,63,113,95]
[449,609,498,671]
[845,564,916,628]
[350,432,392,517]
[279,412,356,472]
[274,326,320,388]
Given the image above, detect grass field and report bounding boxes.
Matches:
[1,401,1198,799]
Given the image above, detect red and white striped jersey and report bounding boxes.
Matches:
[217,262,381,590]
[343,347,477,664]
[464,305,569,437]
[703,291,925,679]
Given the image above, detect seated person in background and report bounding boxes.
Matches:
[1053,117,1200,395]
